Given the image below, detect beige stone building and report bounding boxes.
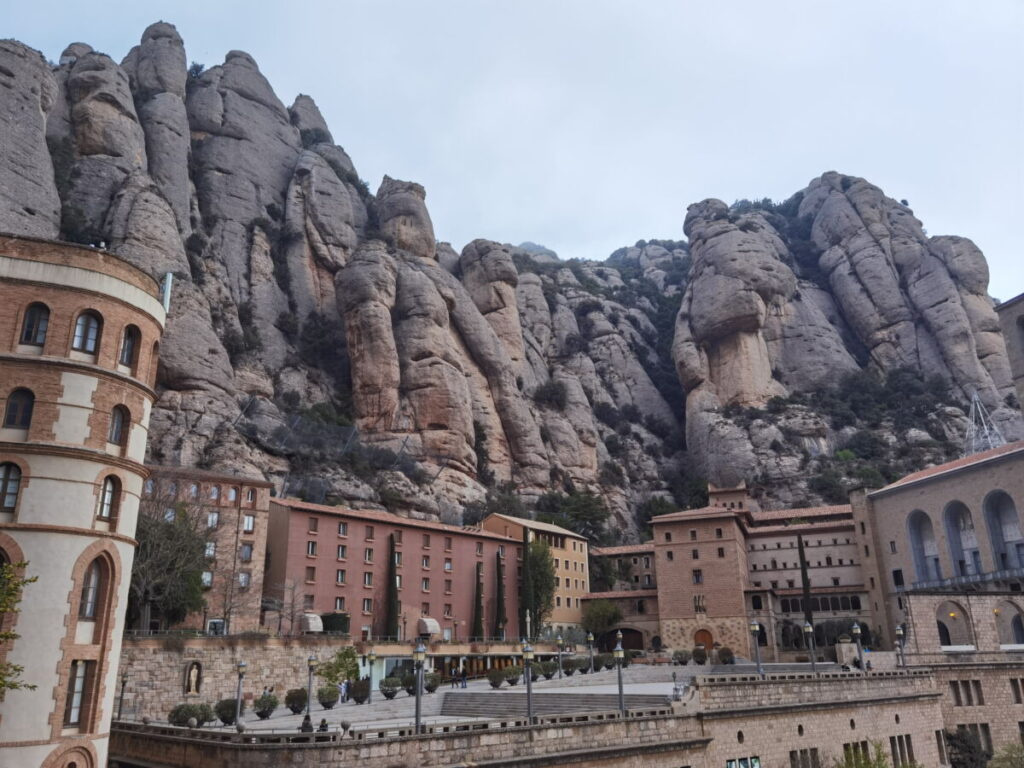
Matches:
[0,235,165,768]
[996,291,1024,407]
[481,513,589,632]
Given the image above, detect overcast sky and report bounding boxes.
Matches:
[9,1,1023,296]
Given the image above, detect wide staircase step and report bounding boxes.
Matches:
[441,691,669,718]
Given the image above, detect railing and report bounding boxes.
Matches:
[908,566,1024,591]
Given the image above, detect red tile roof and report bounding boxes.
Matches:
[746,520,855,536]
[592,543,655,556]
[484,513,587,539]
[582,589,658,600]
[872,441,1024,494]
[272,498,518,542]
[146,464,274,487]
[650,505,739,522]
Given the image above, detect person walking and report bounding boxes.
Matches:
[460,666,468,688]
[450,664,458,689]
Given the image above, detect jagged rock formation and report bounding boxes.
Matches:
[0,25,1020,537]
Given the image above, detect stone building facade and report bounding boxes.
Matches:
[996,292,1024,407]
[0,235,165,768]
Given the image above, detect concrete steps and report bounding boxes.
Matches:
[440,691,669,718]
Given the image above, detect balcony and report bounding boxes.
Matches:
[907,566,1024,591]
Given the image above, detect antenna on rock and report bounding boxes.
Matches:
[963,390,1006,457]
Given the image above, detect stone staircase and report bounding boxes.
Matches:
[440,691,670,718]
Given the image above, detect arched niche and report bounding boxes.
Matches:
[984,490,1022,571]
[944,502,981,577]
[908,510,941,582]
[935,600,974,648]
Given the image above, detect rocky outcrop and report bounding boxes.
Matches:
[2,23,1020,535]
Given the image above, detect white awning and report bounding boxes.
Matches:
[418,617,441,636]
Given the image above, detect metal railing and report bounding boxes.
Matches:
[907,566,1024,591]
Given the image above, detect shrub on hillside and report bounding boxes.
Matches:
[533,380,568,410]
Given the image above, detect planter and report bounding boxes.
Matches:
[285,689,307,715]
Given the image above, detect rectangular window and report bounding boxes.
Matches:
[208,511,220,528]
[201,571,213,587]
[715,528,723,539]
[718,547,725,558]
[336,569,346,584]
[238,571,251,588]
[690,529,697,541]
[445,536,452,550]
[394,551,403,566]
[205,541,216,558]
[667,551,674,561]
[421,602,430,614]
[444,558,453,572]
[365,525,375,540]
[643,574,653,586]
[242,514,255,533]
[393,529,402,543]
[338,521,348,536]
[973,680,985,705]
[64,660,91,725]
[936,731,947,765]
[396,574,402,588]
[1012,678,1022,704]
[423,533,431,547]
[422,578,430,591]
[303,594,314,610]
[308,517,319,532]
[692,569,703,585]
[337,544,348,560]
[306,541,317,556]
[362,598,372,613]
[692,549,699,559]
[890,541,897,553]
[422,555,431,568]
[363,572,373,587]
[444,603,453,616]
[335,597,345,611]
[238,543,252,562]
[892,569,904,587]
[364,548,373,563]
[476,542,484,555]
[305,566,316,582]
[445,579,453,593]
[499,545,505,557]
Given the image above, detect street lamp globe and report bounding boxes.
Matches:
[523,643,534,661]
[368,650,377,664]
[237,660,247,676]
[803,622,812,636]
[307,654,317,671]
[749,620,759,635]
[413,640,426,663]
[895,625,904,640]
[851,624,861,638]
[556,634,563,647]
[586,632,594,645]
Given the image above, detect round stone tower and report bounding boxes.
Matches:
[0,234,165,768]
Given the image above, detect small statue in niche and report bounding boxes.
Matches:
[185,661,202,694]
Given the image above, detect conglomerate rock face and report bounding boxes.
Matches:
[0,24,1020,537]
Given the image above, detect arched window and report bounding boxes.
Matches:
[107,406,130,446]
[944,502,981,577]
[20,303,49,346]
[4,389,34,429]
[209,486,220,501]
[80,561,101,619]
[72,311,102,354]
[908,510,941,582]
[119,325,140,368]
[0,463,22,511]
[189,483,199,499]
[984,491,1022,570]
[228,487,239,502]
[98,477,120,521]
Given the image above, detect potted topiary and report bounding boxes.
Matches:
[486,668,505,689]
[717,646,735,665]
[317,685,339,709]
[577,658,589,675]
[254,693,278,720]
[168,702,215,727]
[504,665,522,686]
[562,658,576,676]
[401,673,417,696]
[215,698,244,726]
[692,647,708,665]
[379,677,401,700]
[672,649,691,666]
[285,688,307,714]
[539,660,557,680]
[350,678,370,704]
[423,673,441,693]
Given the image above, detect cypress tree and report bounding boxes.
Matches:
[798,533,813,627]
[384,533,400,638]
[494,551,507,639]
[520,528,534,639]
[471,562,485,640]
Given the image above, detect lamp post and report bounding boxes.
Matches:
[367,650,377,704]
[803,622,817,676]
[587,632,595,673]
[851,623,865,675]
[118,672,128,720]
[895,625,905,668]
[412,640,426,734]
[750,620,764,677]
[234,661,247,727]
[522,641,535,724]
[613,630,625,715]
[556,634,563,679]
[306,655,316,716]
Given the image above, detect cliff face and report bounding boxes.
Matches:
[0,24,1020,537]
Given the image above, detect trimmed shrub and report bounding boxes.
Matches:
[168,702,214,727]
[672,649,691,665]
[254,693,277,720]
[401,673,417,695]
[350,678,370,704]
[692,647,708,665]
[487,668,505,689]
[285,688,307,714]
[562,658,576,676]
[717,646,735,665]
[424,673,441,693]
[504,665,522,686]
[539,660,557,680]
[215,698,244,725]
[379,677,401,699]
[317,685,339,709]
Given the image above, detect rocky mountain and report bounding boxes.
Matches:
[1,23,1020,542]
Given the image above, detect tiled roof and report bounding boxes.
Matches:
[746,520,855,536]
[872,440,1024,494]
[484,513,587,539]
[592,542,655,556]
[273,498,517,541]
[751,505,851,522]
[582,589,658,600]
[146,464,274,487]
[650,505,739,522]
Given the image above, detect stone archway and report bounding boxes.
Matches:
[935,600,974,648]
[995,600,1024,646]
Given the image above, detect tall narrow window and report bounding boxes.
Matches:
[4,389,34,429]
[72,311,102,353]
[119,325,140,367]
[108,406,130,446]
[0,463,22,511]
[98,476,119,520]
[20,303,49,346]
[80,561,101,619]
[243,514,255,532]
[64,660,90,726]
